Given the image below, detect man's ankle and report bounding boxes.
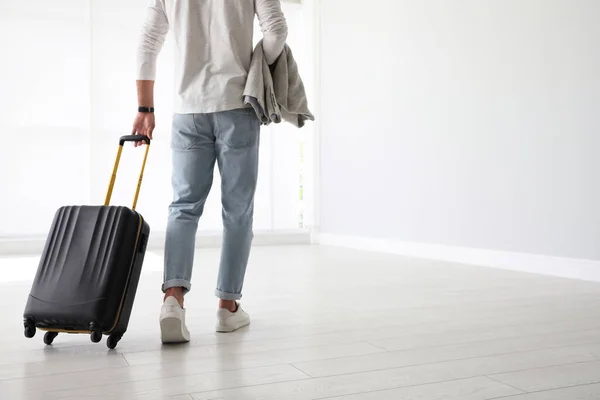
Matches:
[164,287,184,308]
[219,299,238,313]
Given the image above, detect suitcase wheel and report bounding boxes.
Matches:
[90,323,103,343]
[24,320,36,339]
[44,331,59,345]
[107,334,122,350]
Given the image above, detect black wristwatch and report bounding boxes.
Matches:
[138,106,155,113]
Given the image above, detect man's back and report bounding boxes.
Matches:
[137,0,288,114]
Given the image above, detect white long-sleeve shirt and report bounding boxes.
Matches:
[137,0,288,114]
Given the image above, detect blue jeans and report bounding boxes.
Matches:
[162,108,260,300]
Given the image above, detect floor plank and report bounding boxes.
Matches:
[367,320,600,352]
[489,360,600,392]
[0,349,129,380]
[488,383,600,399]
[321,377,522,400]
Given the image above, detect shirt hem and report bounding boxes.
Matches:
[173,102,249,115]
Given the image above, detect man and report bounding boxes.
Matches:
[132,0,288,343]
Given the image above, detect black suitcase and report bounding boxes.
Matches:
[23,135,151,349]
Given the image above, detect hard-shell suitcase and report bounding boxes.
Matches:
[23,135,151,349]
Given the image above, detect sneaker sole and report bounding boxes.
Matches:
[160,316,190,343]
[215,319,250,333]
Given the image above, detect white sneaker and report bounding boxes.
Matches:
[216,303,250,333]
[160,296,190,343]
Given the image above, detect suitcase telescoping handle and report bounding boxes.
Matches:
[104,135,151,211]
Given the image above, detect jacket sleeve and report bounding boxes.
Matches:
[136,0,169,80]
[255,0,288,65]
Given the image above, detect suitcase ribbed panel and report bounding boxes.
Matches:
[36,206,123,302]
[25,205,144,331]
[39,206,79,283]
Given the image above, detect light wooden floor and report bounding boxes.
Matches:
[2,245,600,400]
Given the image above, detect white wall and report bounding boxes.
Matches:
[318,0,600,261]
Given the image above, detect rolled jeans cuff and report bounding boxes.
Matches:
[162,279,192,294]
[215,289,242,301]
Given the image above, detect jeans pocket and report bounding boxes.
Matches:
[217,108,260,149]
[171,114,197,150]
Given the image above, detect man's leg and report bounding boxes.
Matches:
[213,108,260,331]
[161,113,216,342]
